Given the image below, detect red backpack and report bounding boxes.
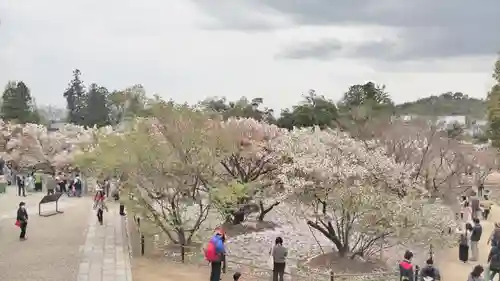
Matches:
[204,240,218,262]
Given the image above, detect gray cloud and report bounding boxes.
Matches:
[192,0,500,60]
[277,39,343,60]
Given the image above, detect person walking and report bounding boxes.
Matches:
[459,228,470,263]
[16,201,28,240]
[93,189,108,225]
[271,237,287,281]
[16,174,25,197]
[470,218,483,261]
[206,229,226,281]
[420,258,441,281]
[467,265,485,281]
[488,244,500,280]
[399,250,414,281]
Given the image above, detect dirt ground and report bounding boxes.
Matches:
[132,257,238,281]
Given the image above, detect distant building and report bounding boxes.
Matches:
[392,114,488,136]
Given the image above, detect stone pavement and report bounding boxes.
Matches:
[0,187,133,281]
[0,196,91,281]
[77,203,133,281]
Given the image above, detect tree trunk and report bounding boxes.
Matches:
[258,200,280,221]
[307,220,344,254]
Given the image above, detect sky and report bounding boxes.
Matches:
[1,0,499,112]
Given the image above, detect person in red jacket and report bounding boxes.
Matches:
[399,250,414,281]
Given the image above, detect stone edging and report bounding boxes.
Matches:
[121,215,134,281]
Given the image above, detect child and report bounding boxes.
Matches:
[233,272,242,281]
[93,189,108,225]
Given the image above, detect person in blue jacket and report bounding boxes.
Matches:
[210,229,226,281]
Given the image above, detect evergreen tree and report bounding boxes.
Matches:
[84,83,110,127]
[63,69,87,125]
[1,81,40,123]
[487,57,500,147]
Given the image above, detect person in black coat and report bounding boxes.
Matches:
[16,201,28,240]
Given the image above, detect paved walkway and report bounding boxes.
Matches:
[0,187,133,281]
[77,203,133,281]
[0,195,90,281]
[436,204,500,280]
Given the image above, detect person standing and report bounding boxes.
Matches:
[34,170,43,192]
[399,250,414,281]
[56,173,66,193]
[478,183,485,198]
[488,244,500,280]
[470,218,483,261]
[16,174,25,197]
[488,223,500,248]
[46,173,57,195]
[73,174,82,197]
[271,237,287,281]
[16,201,28,240]
[471,192,481,220]
[104,178,111,197]
[459,226,470,263]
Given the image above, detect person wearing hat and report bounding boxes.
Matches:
[16,201,28,240]
[209,228,226,281]
[93,188,108,225]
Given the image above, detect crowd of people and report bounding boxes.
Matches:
[13,173,125,242]
[13,170,85,198]
[398,188,500,281]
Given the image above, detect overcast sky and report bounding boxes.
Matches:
[1,0,498,111]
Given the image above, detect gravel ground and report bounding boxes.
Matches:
[0,199,91,281]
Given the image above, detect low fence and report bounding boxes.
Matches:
[127,217,401,281]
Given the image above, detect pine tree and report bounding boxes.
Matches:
[84,83,110,127]
[487,57,500,147]
[1,81,40,123]
[63,69,87,125]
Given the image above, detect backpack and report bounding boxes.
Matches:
[204,240,218,262]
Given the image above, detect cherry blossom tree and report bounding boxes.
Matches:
[468,147,499,187]
[0,121,111,172]
[76,104,236,246]
[273,127,454,258]
[219,118,287,222]
[375,119,468,200]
